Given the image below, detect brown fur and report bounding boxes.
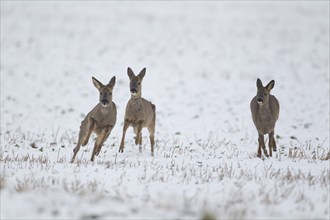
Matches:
[119,67,156,156]
[250,78,280,157]
[71,76,117,162]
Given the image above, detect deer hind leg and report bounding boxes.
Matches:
[257,137,262,158]
[270,131,277,152]
[148,113,156,156]
[268,135,273,157]
[91,140,98,162]
[258,133,268,157]
[71,141,82,163]
[81,118,95,146]
[148,126,155,157]
[119,120,131,153]
[71,120,95,163]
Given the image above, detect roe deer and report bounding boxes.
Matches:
[71,76,117,163]
[119,67,156,156]
[250,78,280,157]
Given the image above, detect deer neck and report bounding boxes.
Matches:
[131,92,142,100]
[100,103,112,115]
[259,102,271,119]
[129,95,143,110]
[259,101,270,110]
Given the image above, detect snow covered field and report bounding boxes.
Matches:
[1,1,329,219]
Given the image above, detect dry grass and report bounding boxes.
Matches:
[0,129,329,219]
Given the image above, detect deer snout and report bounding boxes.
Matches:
[130,88,138,96]
[101,99,109,107]
[257,98,263,104]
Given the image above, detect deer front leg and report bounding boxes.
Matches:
[133,127,142,146]
[119,120,130,153]
[95,126,112,156]
[258,133,268,157]
[91,128,111,162]
[134,126,142,146]
[135,122,143,153]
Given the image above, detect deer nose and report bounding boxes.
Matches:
[101,99,109,105]
[257,98,263,104]
[130,88,137,93]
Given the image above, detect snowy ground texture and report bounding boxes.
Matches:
[1,1,329,219]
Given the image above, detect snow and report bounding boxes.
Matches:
[1,1,329,219]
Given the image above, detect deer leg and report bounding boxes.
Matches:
[133,127,139,145]
[136,123,143,153]
[71,141,82,163]
[148,126,155,157]
[71,122,92,163]
[134,122,142,153]
[271,131,277,152]
[119,120,130,153]
[82,126,93,146]
[81,118,95,146]
[257,137,262,158]
[258,133,268,157]
[91,130,111,162]
[268,138,272,157]
[134,126,142,146]
[268,132,274,157]
[138,132,142,145]
[91,138,99,162]
[150,110,156,156]
[95,126,111,156]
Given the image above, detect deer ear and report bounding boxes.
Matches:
[108,76,116,88]
[127,67,135,79]
[138,68,146,80]
[92,77,103,90]
[266,80,275,90]
[257,78,263,89]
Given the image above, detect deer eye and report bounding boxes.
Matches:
[264,93,267,96]
[138,82,141,85]
[100,92,103,95]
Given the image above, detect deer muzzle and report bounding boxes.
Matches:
[130,88,138,96]
[101,99,110,107]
